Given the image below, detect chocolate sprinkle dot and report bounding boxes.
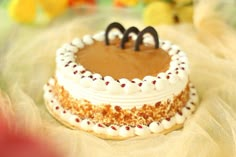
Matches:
[155,102,161,107]
[75,118,80,123]
[137,125,143,129]
[115,106,122,112]
[98,124,104,128]
[111,126,117,130]
[125,126,130,130]
[80,70,86,74]
[121,84,126,88]
[177,110,183,116]
[166,117,171,121]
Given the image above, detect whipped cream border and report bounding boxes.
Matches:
[55,31,189,108]
[44,78,199,138]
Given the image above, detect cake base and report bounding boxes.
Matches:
[45,100,184,140]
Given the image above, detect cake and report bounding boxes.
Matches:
[43,22,199,140]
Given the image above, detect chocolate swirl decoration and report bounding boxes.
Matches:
[105,22,160,51]
[134,26,159,51]
[105,22,125,45]
[120,27,140,49]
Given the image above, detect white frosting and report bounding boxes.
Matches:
[48,78,55,86]
[108,31,123,40]
[182,106,192,118]
[149,122,164,133]
[155,79,169,91]
[141,81,155,93]
[65,44,78,53]
[92,79,106,91]
[162,40,172,51]
[161,117,176,129]
[106,125,119,136]
[119,126,134,137]
[68,115,81,127]
[80,119,94,131]
[175,112,186,124]
[106,80,123,94]
[82,35,94,45]
[72,38,84,49]
[93,123,106,134]
[186,101,195,112]
[93,31,105,41]
[79,77,92,88]
[134,125,150,136]
[43,79,198,138]
[123,82,140,94]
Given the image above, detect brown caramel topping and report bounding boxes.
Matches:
[76,38,171,80]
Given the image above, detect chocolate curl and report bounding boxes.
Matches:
[105,22,125,45]
[120,26,140,49]
[134,26,159,51]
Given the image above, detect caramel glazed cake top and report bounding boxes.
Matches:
[44,22,199,139]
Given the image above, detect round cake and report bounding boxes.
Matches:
[43,22,199,140]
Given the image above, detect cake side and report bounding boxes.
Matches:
[44,78,198,139]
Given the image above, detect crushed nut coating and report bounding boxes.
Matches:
[53,79,190,127]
